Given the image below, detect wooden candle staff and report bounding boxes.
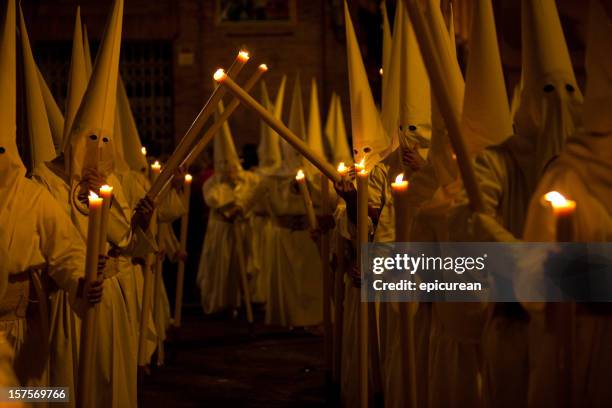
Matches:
[173,174,192,328]
[147,50,250,202]
[295,170,318,231]
[78,186,111,407]
[320,173,333,385]
[391,174,417,408]
[214,71,341,184]
[403,0,485,212]
[544,191,577,408]
[332,163,347,385]
[356,162,369,408]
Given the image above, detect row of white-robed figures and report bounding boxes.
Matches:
[0,0,189,406]
[198,0,612,407]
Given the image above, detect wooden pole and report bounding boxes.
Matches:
[234,227,254,326]
[332,229,345,385]
[172,174,192,328]
[214,72,342,184]
[356,167,369,408]
[320,174,333,385]
[295,170,318,231]
[77,191,104,407]
[403,0,485,212]
[146,51,249,201]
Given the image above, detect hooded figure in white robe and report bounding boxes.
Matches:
[0,0,99,390]
[447,0,583,406]
[521,2,612,406]
[197,101,260,314]
[255,74,323,327]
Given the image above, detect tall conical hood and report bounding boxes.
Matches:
[273,74,287,123]
[67,0,123,178]
[117,76,148,173]
[461,0,512,153]
[521,0,578,91]
[514,0,583,183]
[18,5,56,168]
[399,0,431,150]
[325,93,352,165]
[344,0,390,170]
[62,7,88,153]
[37,69,65,153]
[583,0,612,134]
[306,78,325,176]
[214,100,242,173]
[0,0,23,184]
[82,23,93,78]
[112,105,130,174]
[281,74,306,172]
[257,79,282,168]
[381,0,392,99]
[381,0,403,142]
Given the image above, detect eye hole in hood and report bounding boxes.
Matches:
[0,147,5,154]
[543,84,555,93]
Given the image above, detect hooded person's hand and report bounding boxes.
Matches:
[132,196,155,231]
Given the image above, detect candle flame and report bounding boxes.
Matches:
[213,68,226,82]
[141,146,147,156]
[337,162,347,173]
[259,64,268,72]
[544,191,576,210]
[238,50,250,61]
[88,191,100,201]
[185,174,193,182]
[379,67,383,76]
[295,169,305,180]
[100,185,113,194]
[394,173,404,184]
[152,160,161,169]
[355,157,365,171]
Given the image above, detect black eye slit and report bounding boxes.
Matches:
[543,84,555,93]
[363,147,372,153]
[565,84,575,92]
[89,135,98,141]
[102,137,109,143]
[0,147,5,154]
[408,125,417,131]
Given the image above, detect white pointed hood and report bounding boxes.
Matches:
[117,76,148,173]
[257,79,282,168]
[344,0,390,170]
[281,74,306,173]
[0,0,25,260]
[398,0,431,150]
[513,0,583,181]
[214,100,242,173]
[582,0,612,134]
[380,0,402,143]
[381,0,392,100]
[62,7,88,153]
[325,93,352,165]
[82,23,93,78]
[67,0,123,179]
[461,0,512,153]
[18,5,56,168]
[37,69,65,154]
[306,77,326,176]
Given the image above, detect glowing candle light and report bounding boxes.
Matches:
[392,173,410,241]
[337,162,348,177]
[141,146,147,156]
[355,164,369,408]
[296,169,318,231]
[150,161,161,182]
[544,191,576,242]
[98,185,113,254]
[379,67,383,76]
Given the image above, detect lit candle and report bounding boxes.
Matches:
[296,169,318,231]
[319,173,333,381]
[379,67,383,76]
[182,64,269,168]
[141,146,147,156]
[355,162,369,407]
[150,161,161,183]
[391,173,410,242]
[99,185,113,255]
[544,191,576,242]
[337,162,348,177]
[173,174,192,327]
[214,70,342,183]
[78,191,103,405]
[146,50,251,202]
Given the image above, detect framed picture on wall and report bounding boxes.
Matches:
[216,0,297,26]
